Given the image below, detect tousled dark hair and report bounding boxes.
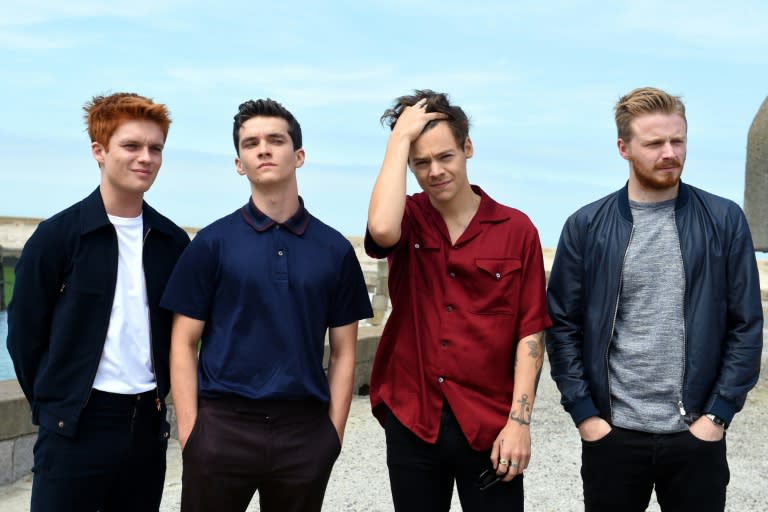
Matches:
[233,98,302,155]
[380,89,470,146]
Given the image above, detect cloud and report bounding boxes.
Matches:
[1,0,182,25]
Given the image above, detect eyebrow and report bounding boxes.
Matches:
[241,132,288,143]
[412,148,454,161]
[119,138,164,149]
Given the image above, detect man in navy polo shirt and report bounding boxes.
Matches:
[366,89,551,511]
[161,98,373,512]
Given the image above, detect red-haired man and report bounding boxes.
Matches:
[7,92,189,511]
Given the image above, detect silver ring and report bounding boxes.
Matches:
[509,461,519,467]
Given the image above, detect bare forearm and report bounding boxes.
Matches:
[171,341,199,446]
[508,331,545,425]
[169,314,205,447]
[327,348,355,440]
[367,135,410,247]
[327,323,358,442]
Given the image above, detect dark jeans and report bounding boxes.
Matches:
[180,397,341,512]
[31,388,168,512]
[581,426,729,512]
[385,404,524,512]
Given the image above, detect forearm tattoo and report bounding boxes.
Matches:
[509,394,532,425]
[526,338,542,358]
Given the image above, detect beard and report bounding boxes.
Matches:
[631,157,683,191]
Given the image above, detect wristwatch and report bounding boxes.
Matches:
[705,413,727,428]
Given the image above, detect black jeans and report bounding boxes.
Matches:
[385,403,524,512]
[180,397,341,512]
[31,388,167,512]
[581,426,729,512]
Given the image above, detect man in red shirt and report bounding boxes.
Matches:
[365,89,551,511]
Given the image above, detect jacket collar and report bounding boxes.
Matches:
[617,180,691,222]
[79,186,180,236]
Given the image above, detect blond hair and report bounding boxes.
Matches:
[614,87,686,141]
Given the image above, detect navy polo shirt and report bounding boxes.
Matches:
[161,198,373,402]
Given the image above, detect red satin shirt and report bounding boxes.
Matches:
[365,186,552,450]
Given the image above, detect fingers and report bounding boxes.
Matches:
[496,457,526,481]
[391,99,448,141]
[490,440,501,470]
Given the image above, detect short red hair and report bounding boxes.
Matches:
[84,92,171,146]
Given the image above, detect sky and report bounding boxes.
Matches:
[2,0,767,249]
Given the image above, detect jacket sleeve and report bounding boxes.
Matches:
[6,223,67,404]
[545,214,601,426]
[708,207,764,424]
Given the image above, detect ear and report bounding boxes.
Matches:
[235,156,246,176]
[294,148,306,169]
[617,138,631,161]
[91,141,106,166]
[463,136,474,159]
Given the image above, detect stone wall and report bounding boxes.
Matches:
[0,381,37,485]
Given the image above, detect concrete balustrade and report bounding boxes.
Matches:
[1,219,766,486]
[0,323,384,485]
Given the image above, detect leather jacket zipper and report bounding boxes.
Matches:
[606,224,635,421]
[673,211,688,420]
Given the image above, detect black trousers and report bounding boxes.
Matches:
[180,397,341,512]
[385,404,524,512]
[581,426,730,512]
[31,388,168,512]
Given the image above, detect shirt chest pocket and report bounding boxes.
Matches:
[469,258,522,315]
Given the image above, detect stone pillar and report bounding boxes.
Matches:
[370,260,389,325]
[745,97,768,252]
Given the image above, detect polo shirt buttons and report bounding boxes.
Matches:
[446,305,453,312]
[264,415,271,423]
[163,432,170,439]
[438,377,445,383]
[441,340,449,347]
[278,250,284,256]
[495,272,501,280]
[449,271,456,278]
[414,243,420,249]
[57,420,65,429]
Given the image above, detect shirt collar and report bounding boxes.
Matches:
[240,196,310,235]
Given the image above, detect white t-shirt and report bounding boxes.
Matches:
[92,213,156,394]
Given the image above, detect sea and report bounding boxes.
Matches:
[0,310,13,381]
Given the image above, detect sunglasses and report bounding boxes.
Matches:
[476,468,502,492]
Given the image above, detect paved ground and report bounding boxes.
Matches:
[2,353,766,511]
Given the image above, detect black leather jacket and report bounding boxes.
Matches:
[7,188,189,437]
[546,182,763,427]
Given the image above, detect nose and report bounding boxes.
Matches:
[137,146,151,162]
[257,140,272,156]
[660,141,676,159]
[429,159,443,178]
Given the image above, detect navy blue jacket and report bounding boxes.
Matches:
[6,188,189,437]
[546,182,763,427]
